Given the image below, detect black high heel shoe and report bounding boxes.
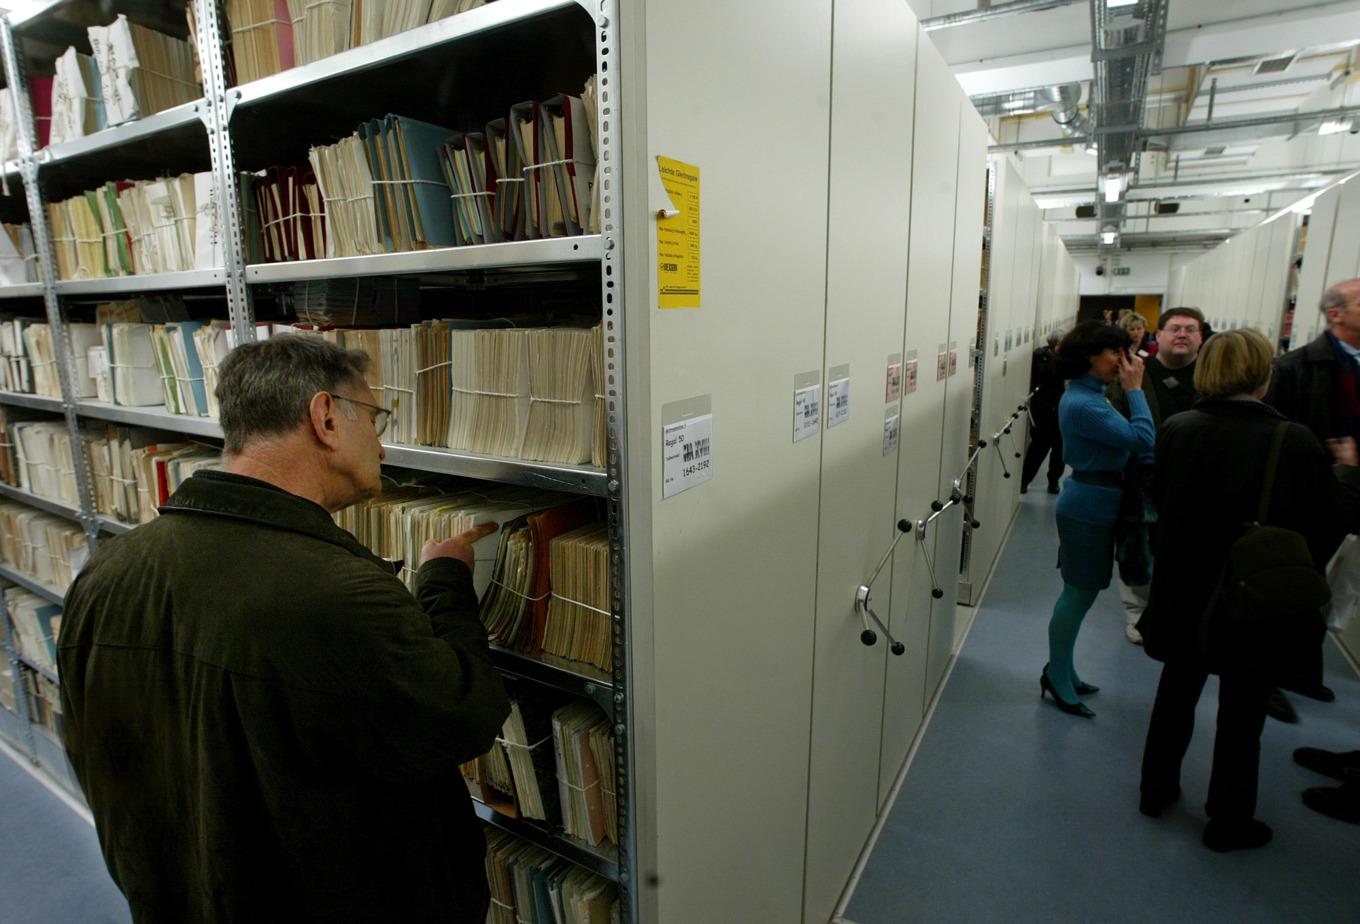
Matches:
[1074,679,1100,696]
[1040,668,1095,718]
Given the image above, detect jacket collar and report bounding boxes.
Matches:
[163,471,393,570]
[1192,396,1288,420]
[1306,332,1340,363]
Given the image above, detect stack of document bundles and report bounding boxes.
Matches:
[49,46,106,144]
[87,15,202,127]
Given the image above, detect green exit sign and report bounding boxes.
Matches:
[1113,266,1132,276]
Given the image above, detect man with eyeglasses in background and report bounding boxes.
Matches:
[58,335,511,923]
[1107,307,1207,647]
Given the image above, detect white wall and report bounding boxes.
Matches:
[1076,252,1172,296]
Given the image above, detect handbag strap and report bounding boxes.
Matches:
[1255,421,1290,524]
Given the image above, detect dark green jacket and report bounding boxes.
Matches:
[58,471,510,923]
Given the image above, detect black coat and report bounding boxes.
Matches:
[1028,346,1063,427]
[1137,399,1360,672]
[58,471,511,923]
[1268,331,1346,441]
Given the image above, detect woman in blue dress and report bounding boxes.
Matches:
[1043,320,1155,717]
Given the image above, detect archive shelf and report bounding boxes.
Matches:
[0,564,65,605]
[34,101,211,200]
[0,0,635,915]
[472,796,620,880]
[37,99,207,169]
[0,390,63,412]
[95,515,132,535]
[0,480,83,523]
[489,644,614,712]
[14,651,57,684]
[0,283,44,298]
[245,236,604,284]
[54,268,226,297]
[74,400,226,438]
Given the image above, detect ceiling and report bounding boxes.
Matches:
[912,0,1360,255]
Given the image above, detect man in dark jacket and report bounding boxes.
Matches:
[1268,278,1360,707]
[1020,332,1064,495]
[1270,279,1360,443]
[58,336,511,922]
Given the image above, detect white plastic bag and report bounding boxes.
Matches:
[1324,534,1360,633]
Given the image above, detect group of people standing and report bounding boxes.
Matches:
[1031,279,1360,853]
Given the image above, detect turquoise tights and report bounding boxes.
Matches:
[1047,583,1099,702]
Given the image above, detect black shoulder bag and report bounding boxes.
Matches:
[1199,422,1331,658]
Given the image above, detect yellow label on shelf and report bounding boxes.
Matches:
[656,156,701,309]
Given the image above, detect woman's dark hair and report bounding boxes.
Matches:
[1054,319,1131,379]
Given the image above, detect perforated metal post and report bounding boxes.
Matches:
[194,0,254,340]
[580,0,635,917]
[0,16,102,553]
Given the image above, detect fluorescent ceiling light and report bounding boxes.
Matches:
[1319,119,1354,136]
[1104,175,1123,203]
[1101,227,1118,244]
[1106,0,1139,7]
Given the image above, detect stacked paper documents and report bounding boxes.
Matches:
[483,828,617,924]
[0,501,87,593]
[49,46,106,144]
[87,15,201,127]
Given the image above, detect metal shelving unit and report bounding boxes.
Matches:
[0,481,83,522]
[0,565,65,605]
[14,651,57,684]
[0,1,635,917]
[54,269,226,297]
[0,390,63,412]
[471,796,620,880]
[0,283,44,298]
[246,237,602,283]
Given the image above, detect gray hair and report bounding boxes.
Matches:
[1321,280,1360,313]
[217,335,372,454]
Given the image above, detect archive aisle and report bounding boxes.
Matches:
[0,1,1080,921]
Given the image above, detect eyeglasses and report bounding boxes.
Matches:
[329,393,391,438]
[1162,324,1201,335]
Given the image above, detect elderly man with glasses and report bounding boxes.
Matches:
[57,335,510,923]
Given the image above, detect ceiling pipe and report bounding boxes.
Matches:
[922,0,1081,32]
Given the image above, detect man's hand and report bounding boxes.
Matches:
[1329,437,1358,467]
[1118,351,1145,392]
[421,522,499,570]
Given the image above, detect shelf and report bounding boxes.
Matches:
[15,653,58,685]
[246,237,603,284]
[232,0,580,110]
[381,444,606,495]
[96,515,134,535]
[0,283,45,299]
[54,268,224,297]
[0,390,63,412]
[226,0,595,170]
[471,797,619,881]
[0,564,65,605]
[489,644,614,711]
[0,482,83,523]
[39,100,206,168]
[74,401,225,438]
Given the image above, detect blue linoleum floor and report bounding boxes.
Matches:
[0,737,129,923]
[846,487,1360,924]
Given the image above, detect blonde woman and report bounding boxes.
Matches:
[1138,328,1360,852]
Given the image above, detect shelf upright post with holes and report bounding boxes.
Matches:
[194,0,254,339]
[0,13,102,555]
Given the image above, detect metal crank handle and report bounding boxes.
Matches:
[862,602,905,656]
